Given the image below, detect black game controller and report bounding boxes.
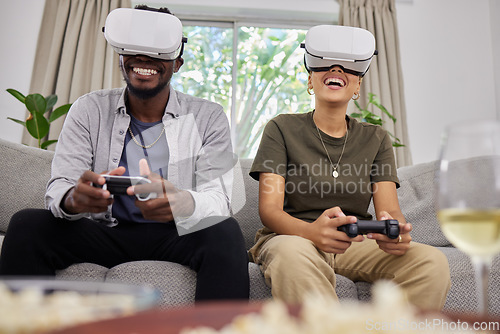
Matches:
[337,219,400,239]
[93,175,156,201]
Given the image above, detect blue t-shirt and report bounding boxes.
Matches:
[112,115,169,223]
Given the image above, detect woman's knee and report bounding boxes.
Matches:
[258,235,337,302]
[412,244,449,272]
[425,247,451,287]
[397,243,451,310]
[259,235,332,276]
[404,243,451,289]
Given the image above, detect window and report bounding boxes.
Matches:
[171,22,312,158]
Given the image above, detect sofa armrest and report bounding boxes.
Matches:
[0,138,54,235]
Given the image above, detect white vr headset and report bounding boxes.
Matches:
[301,25,377,77]
[103,8,187,60]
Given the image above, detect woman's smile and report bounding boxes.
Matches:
[323,76,346,90]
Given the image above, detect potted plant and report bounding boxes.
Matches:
[350,93,404,147]
[6,89,71,149]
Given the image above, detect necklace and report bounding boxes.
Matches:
[314,119,348,178]
[128,126,165,149]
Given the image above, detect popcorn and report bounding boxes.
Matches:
[182,281,494,334]
[0,282,135,334]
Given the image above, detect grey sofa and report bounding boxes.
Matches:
[1,137,499,315]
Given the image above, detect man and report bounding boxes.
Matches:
[0,5,250,301]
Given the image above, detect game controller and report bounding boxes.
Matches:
[93,175,156,201]
[337,219,400,239]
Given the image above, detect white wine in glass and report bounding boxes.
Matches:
[437,120,500,315]
[438,209,500,258]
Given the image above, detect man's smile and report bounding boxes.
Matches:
[120,55,176,100]
[133,67,158,76]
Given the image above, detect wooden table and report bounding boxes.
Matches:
[50,301,500,334]
[50,301,271,334]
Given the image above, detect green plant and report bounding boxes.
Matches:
[6,89,71,149]
[350,93,404,147]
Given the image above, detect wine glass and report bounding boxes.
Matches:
[437,120,500,315]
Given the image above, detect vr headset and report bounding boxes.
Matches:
[103,8,187,61]
[301,25,377,77]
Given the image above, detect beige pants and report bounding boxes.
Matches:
[251,233,451,311]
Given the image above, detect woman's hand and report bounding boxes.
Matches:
[258,173,364,254]
[308,206,364,254]
[367,210,412,255]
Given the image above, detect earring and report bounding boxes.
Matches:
[307,87,314,95]
[352,92,360,100]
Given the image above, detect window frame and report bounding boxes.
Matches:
[131,3,337,156]
[178,19,326,153]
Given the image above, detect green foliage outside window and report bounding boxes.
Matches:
[172,25,403,157]
[235,27,310,157]
[173,26,233,112]
[172,25,310,158]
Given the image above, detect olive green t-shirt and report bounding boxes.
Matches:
[250,111,399,222]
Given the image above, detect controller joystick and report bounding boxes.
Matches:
[337,219,400,239]
[93,175,156,201]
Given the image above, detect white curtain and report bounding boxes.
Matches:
[24,0,131,147]
[338,0,412,167]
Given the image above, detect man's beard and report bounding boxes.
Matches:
[125,78,170,100]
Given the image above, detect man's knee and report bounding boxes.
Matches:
[7,209,55,237]
[193,217,247,260]
[10,208,48,224]
[210,217,243,237]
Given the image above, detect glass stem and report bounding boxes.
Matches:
[471,256,492,315]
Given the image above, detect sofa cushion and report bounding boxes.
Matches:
[232,159,261,250]
[103,261,273,307]
[335,274,359,300]
[249,262,272,300]
[395,160,451,247]
[0,139,54,234]
[56,262,108,281]
[105,261,197,308]
[439,248,500,315]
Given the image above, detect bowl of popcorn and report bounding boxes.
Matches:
[181,281,495,334]
[0,278,160,334]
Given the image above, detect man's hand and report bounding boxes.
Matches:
[367,211,412,256]
[308,206,364,254]
[127,159,195,222]
[61,166,126,214]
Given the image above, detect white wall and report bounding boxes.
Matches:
[145,0,339,23]
[490,0,500,121]
[0,0,45,144]
[0,0,498,166]
[397,0,497,164]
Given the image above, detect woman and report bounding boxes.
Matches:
[249,25,450,310]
